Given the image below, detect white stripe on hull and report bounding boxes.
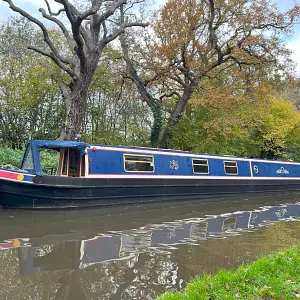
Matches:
[86,174,300,180]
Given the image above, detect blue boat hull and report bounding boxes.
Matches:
[1,176,300,209]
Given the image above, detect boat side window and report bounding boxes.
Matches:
[39,149,60,175]
[192,159,209,174]
[224,161,238,175]
[124,154,154,172]
[21,145,34,172]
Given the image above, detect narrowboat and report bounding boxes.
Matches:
[1,139,300,208]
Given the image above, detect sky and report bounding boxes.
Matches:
[0,0,299,73]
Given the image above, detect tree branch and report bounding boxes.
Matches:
[39,7,76,60]
[2,0,73,67]
[103,22,149,46]
[28,45,77,78]
[44,0,64,16]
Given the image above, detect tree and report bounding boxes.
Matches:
[0,18,63,148]
[83,48,152,146]
[170,83,300,160]
[2,0,148,140]
[121,0,300,148]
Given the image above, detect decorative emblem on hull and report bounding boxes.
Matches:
[170,160,179,170]
[276,167,289,174]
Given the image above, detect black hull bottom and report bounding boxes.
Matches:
[1,176,300,209]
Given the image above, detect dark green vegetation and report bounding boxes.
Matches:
[156,244,300,300]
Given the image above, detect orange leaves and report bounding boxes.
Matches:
[154,0,209,64]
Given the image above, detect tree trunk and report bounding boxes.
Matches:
[148,96,163,147]
[159,82,198,148]
[120,34,163,147]
[58,53,100,141]
[59,89,89,140]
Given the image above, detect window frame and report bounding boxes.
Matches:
[192,158,209,174]
[224,160,238,175]
[123,153,155,173]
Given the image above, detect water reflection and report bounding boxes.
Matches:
[0,194,300,299]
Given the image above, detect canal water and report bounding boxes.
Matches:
[0,193,300,300]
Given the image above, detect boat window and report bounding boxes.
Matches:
[21,145,34,171]
[39,149,59,175]
[192,159,209,174]
[224,161,238,175]
[124,154,154,172]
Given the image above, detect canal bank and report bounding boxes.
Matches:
[156,244,300,299]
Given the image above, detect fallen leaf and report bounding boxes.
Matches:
[286,280,295,284]
[226,284,230,291]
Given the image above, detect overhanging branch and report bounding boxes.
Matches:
[3,0,73,67]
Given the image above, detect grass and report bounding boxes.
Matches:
[156,244,300,299]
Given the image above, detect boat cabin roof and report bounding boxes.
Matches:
[30,140,87,155]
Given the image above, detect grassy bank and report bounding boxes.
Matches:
[157,244,300,299]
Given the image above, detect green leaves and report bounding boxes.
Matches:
[169,83,300,159]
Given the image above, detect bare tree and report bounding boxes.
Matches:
[2,0,148,140]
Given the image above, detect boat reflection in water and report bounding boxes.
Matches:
[1,200,299,276]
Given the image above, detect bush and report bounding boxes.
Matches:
[0,148,24,168]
